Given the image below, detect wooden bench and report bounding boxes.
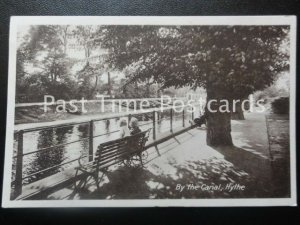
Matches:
[73,128,151,192]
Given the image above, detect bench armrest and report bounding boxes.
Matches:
[76,154,89,169]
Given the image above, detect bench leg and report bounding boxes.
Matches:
[93,169,107,191]
[70,169,89,199]
[92,172,100,191]
[139,154,144,167]
[138,150,149,168]
[76,178,87,190]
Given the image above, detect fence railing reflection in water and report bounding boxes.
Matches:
[12,105,198,198]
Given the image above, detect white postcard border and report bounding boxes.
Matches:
[2,16,297,207]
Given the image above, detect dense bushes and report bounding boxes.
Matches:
[271,97,289,114]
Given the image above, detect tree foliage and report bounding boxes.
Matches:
[100,25,289,100]
[99,25,289,146]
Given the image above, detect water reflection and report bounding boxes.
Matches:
[77,123,89,156]
[24,127,72,184]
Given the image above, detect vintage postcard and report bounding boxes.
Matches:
[2,16,296,207]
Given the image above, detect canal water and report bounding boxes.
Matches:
[12,107,201,186]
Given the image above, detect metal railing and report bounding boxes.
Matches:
[12,104,198,198]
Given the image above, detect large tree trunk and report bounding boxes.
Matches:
[206,87,233,146]
[231,101,245,120]
[206,110,233,146]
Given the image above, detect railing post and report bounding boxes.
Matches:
[152,111,156,140]
[182,109,185,127]
[170,108,173,132]
[89,120,94,162]
[128,114,132,125]
[14,130,24,198]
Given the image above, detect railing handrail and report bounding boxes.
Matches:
[15,103,200,133]
[13,112,187,158]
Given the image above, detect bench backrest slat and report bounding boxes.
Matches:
[93,129,151,167]
[101,140,129,149]
[100,142,129,154]
[100,147,131,161]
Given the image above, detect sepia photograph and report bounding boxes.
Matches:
[2,16,296,207]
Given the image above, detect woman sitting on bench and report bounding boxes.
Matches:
[129,117,141,135]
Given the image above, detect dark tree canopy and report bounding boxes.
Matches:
[100,25,289,100]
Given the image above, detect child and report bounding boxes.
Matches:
[119,119,130,138]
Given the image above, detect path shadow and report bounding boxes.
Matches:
[77,147,279,199]
[211,145,290,198]
[72,127,289,199]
